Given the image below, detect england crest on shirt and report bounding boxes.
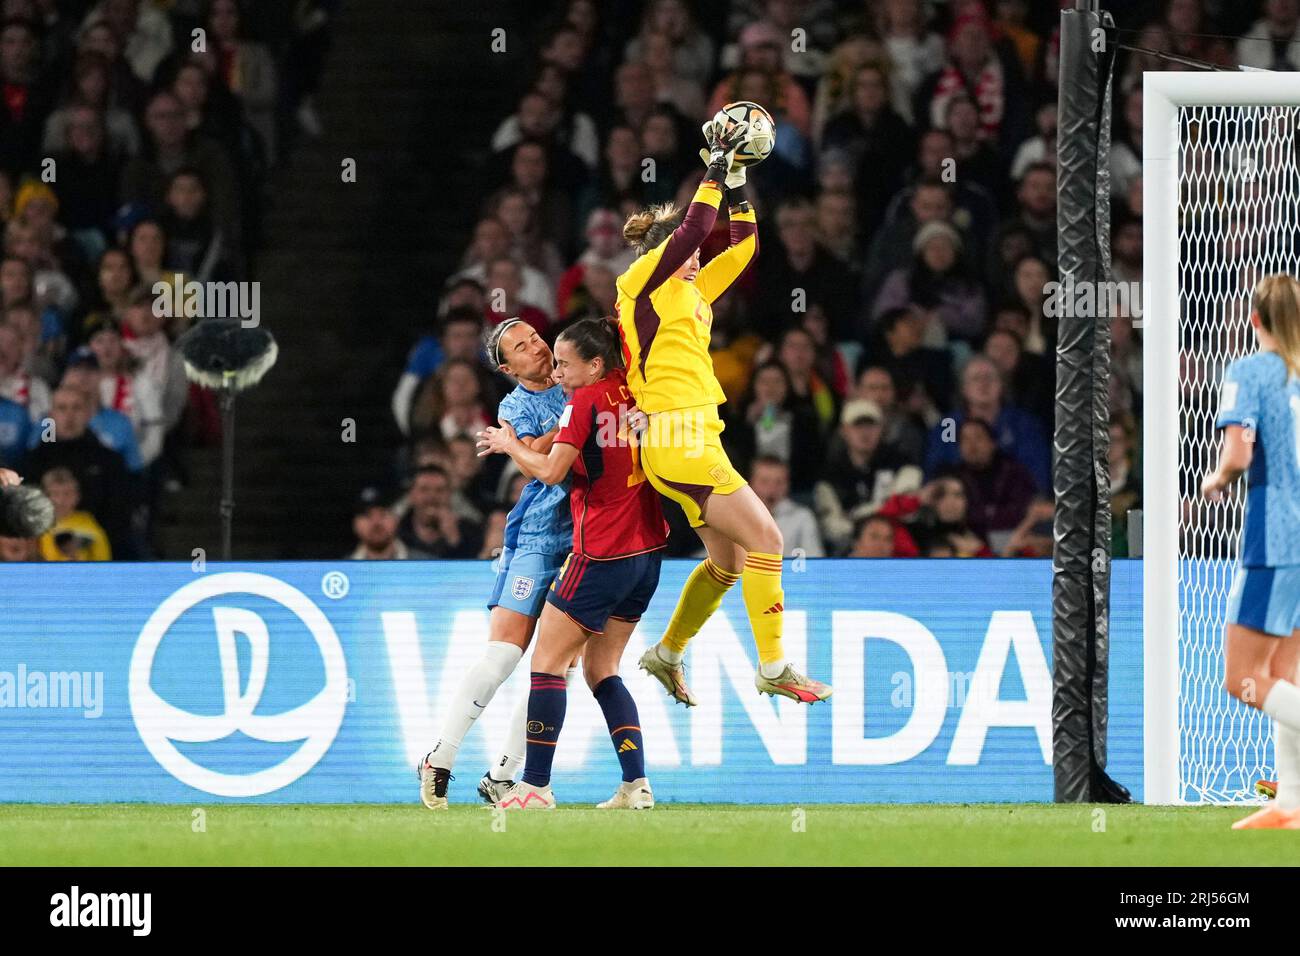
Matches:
[512,575,535,600]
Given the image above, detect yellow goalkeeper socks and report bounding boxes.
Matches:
[660,558,740,658]
[742,551,786,668]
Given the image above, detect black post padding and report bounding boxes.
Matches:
[1052,7,1129,802]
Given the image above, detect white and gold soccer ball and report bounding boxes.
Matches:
[712,100,776,167]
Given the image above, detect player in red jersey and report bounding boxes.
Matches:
[476,317,667,810]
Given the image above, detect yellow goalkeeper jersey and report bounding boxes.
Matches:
[616,179,758,414]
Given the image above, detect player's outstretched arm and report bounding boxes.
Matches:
[1202,424,1253,500]
[477,422,578,486]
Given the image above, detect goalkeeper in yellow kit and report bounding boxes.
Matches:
[617,115,831,705]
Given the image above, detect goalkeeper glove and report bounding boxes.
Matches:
[699,117,750,188]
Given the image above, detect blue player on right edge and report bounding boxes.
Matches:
[1202,273,1300,829]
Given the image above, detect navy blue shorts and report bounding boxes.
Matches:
[546,550,663,634]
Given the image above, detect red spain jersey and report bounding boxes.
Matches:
[553,368,668,559]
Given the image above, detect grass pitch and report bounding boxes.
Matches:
[0,803,1290,866]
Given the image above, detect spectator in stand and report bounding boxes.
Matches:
[9,184,82,318]
[1010,99,1057,185]
[457,217,554,317]
[1164,0,1235,69]
[492,136,576,246]
[993,0,1042,80]
[1110,414,1141,556]
[126,217,165,289]
[927,8,1027,154]
[810,34,879,147]
[773,324,838,436]
[84,311,164,466]
[59,346,142,471]
[81,0,174,85]
[121,288,185,429]
[981,323,1052,431]
[0,17,53,177]
[397,463,482,559]
[554,208,636,320]
[47,105,121,260]
[481,256,551,334]
[205,0,279,164]
[876,0,945,125]
[1006,252,1054,355]
[1001,496,1054,557]
[854,363,926,465]
[555,260,615,328]
[873,220,988,346]
[862,177,966,314]
[639,29,706,120]
[0,254,62,358]
[814,398,922,554]
[638,103,690,205]
[814,188,860,269]
[491,88,595,181]
[408,357,494,446]
[75,18,145,114]
[709,20,812,141]
[724,359,824,497]
[492,187,565,284]
[1237,0,1300,70]
[445,432,496,524]
[80,247,134,332]
[37,466,110,560]
[0,321,49,422]
[866,306,955,417]
[1110,312,1143,418]
[350,485,420,560]
[1010,162,1057,265]
[120,89,240,245]
[576,125,649,228]
[42,51,140,159]
[938,417,1037,545]
[926,352,1050,492]
[0,393,30,465]
[906,476,993,557]
[945,93,1009,206]
[477,505,509,560]
[821,63,915,236]
[168,57,242,165]
[392,306,486,438]
[754,197,858,342]
[848,512,902,558]
[161,167,233,282]
[749,454,824,558]
[23,383,134,556]
[5,300,55,383]
[624,0,715,89]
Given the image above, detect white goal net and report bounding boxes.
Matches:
[1146,77,1300,803]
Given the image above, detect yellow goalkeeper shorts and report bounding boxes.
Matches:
[638,404,746,528]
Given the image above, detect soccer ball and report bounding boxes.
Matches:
[712,101,775,167]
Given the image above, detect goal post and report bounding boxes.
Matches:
[1142,72,1300,804]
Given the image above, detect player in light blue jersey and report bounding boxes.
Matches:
[419,319,574,809]
[1203,274,1300,829]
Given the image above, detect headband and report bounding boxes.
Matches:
[493,318,527,366]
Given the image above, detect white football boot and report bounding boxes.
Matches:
[596,778,654,810]
[418,753,451,810]
[495,780,556,810]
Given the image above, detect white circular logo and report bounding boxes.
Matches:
[321,570,350,599]
[129,572,349,797]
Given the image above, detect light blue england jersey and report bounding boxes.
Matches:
[497,382,572,556]
[1216,351,1300,567]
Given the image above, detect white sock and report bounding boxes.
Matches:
[427,642,522,771]
[1275,720,1300,810]
[1261,680,1300,733]
[490,666,579,781]
[759,659,788,679]
[657,643,683,666]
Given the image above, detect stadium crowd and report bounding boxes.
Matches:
[0,0,335,560]
[369,0,1283,563]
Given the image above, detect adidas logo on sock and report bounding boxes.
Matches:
[618,739,638,752]
[762,602,784,614]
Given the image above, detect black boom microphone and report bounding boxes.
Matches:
[0,484,56,538]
